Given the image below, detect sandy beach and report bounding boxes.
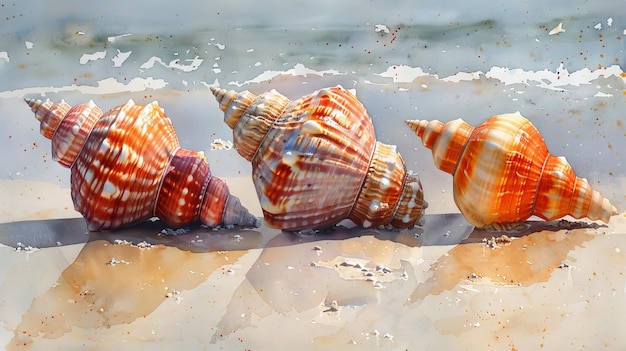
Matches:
[1,1,625,349]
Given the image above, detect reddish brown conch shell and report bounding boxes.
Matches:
[406,112,618,229]
[26,98,259,231]
[211,85,426,231]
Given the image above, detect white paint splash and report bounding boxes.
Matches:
[112,49,132,67]
[375,65,433,83]
[209,38,226,50]
[140,56,203,72]
[107,33,133,43]
[0,77,167,99]
[441,71,484,83]
[374,24,390,34]
[212,63,221,74]
[484,64,624,90]
[370,63,625,92]
[227,63,343,86]
[548,22,565,35]
[594,91,613,98]
[79,50,107,64]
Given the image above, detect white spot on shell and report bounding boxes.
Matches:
[100,138,110,153]
[71,124,80,136]
[283,151,298,167]
[408,199,416,209]
[118,144,131,163]
[56,139,70,157]
[383,156,397,170]
[102,180,118,197]
[402,214,410,223]
[178,198,186,206]
[84,169,94,184]
[369,200,381,212]
[363,220,372,228]
[300,120,324,135]
[379,177,390,189]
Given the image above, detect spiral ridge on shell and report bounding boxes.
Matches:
[26,98,259,231]
[211,85,426,231]
[406,112,618,228]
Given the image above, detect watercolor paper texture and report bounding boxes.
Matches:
[1,1,625,350]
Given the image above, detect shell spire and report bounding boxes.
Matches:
[211,86,426,231]
[406,112,618,228]
[27,98,259,231]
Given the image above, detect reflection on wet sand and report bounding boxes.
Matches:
[4,215,625,350]
[212,230,423,344]
[411,226,596,301]
[212,221,612,348]
[9,231,260,349]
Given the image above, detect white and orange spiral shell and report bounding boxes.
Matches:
[406,112,618,228]
[26,98,259,231]
[211,86,426,231]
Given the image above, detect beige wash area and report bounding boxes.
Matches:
[1,1,625,350]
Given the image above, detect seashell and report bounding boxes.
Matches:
[210,85,426,231]
[406,112,618,229]
[25,98,259,231]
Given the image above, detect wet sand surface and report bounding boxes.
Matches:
[1,180,625,350]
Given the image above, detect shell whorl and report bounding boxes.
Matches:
[211,87,290,162]
[351,142,426,228]
[406,112,618,228]
[212,85,425,231]
[27,98,259,230]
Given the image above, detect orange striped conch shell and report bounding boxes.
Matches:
[211,85,426,231]
[26,98,259,231]
[406,112,618,229]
